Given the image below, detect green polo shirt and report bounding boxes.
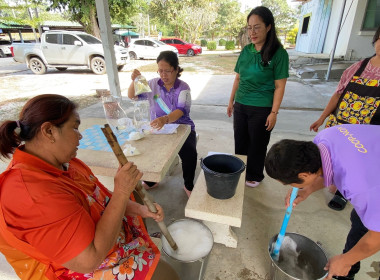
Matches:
[234,43,289,107]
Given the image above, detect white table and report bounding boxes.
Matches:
[77,118,191,182]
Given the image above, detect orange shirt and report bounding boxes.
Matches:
[0,147,159,280]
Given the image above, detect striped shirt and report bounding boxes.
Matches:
[335,59,380,95]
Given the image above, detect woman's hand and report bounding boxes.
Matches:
[227,102,234,117]
[139,203,165,222]
[150,116,167,130]
[265,112,277,131]
[114,162,143,196]
[310,118,325,132]
[324,254,353,279]
[285,188,310,207]
[131,69,141,81]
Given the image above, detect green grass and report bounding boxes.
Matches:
[137,53,239,75]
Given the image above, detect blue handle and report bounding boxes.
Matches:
[271,187,299,261]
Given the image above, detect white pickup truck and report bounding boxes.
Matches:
[12,30,129,75]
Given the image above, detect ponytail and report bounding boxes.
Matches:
[0,120,22,159]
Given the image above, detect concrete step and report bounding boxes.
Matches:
[294,62,357,80]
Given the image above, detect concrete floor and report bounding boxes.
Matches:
[1,73,379,279]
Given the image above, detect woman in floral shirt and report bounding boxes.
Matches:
[0,94,174,279]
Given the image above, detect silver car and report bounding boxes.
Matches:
[128,38,178,60]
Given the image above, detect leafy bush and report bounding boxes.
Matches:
[200,39,208,47]
[195,39,201,46]
[207,41,217,50]
[225,41,235,50]
[219,39,226,46]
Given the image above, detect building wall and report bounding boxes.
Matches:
[296,0,376,60]
[295,0,332,54]
[322,0,374,60]
[345,1,375,60]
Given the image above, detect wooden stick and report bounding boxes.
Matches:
[101,124,178,250]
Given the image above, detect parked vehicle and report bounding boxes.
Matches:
[128,38,178,60]
[12,30,129,75]
[160,38,202,56]
[0,40,12,58]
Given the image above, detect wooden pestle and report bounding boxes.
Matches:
[101,124,178,251]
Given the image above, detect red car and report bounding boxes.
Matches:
[160,38,202,56]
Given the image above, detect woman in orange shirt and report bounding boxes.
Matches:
[0,94,177,280]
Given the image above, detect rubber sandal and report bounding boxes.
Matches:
[142,181,159,190]
[328,194,348,211]
[183,186,191,198]
[246,181,260,188]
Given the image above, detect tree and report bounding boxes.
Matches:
[207,0,244,41]
[149,0,218,43]
[0,0,64,41]
[261,0,297,31]
[46,0,143,38]
[177,4,217,43]
[261,0,299,46]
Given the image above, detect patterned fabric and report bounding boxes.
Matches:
[326,91,380,127]
[334,59,380,96]
[78,125,132,151]
[326,58,380,127]
[0,148,159,280]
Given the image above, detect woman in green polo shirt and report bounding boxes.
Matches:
[227,6,289,188]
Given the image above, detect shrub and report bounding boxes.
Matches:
[195,39,201,46]
[219,39,226,46]
[207,41,217,50]
[200,39,207,47]
[225,41,235,50]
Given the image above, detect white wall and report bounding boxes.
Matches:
[346,1,376,60]
[295,0,320,53]
[323,0,375,59]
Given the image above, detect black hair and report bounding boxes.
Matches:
[156,51,184,77]
[0,94,77,159]
[372,25,380,46]
[247,6,282,66]
[265,139,322,184]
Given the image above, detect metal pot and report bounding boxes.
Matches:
[268,232,328,280]
[161,219,214,280]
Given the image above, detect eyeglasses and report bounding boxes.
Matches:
[247,25,262,33]
[157,69,174,75]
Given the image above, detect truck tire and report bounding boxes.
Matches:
[91,56,106,75]
[56,67,68,71]
[129,52,137,60]
[29,57,47,75]
[117,65,124,71]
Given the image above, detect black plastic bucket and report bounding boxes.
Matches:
[200,154,245,199]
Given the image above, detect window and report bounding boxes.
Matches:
[301,15,311,34]
[145,40,155,47]
[134,40,144,45]
[173,39,183,44]
[45,34,59,44]
[77,34,101,44]
[362,0,380,30]
[63,35,77,45]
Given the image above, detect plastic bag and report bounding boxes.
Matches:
[134,75,152,96]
